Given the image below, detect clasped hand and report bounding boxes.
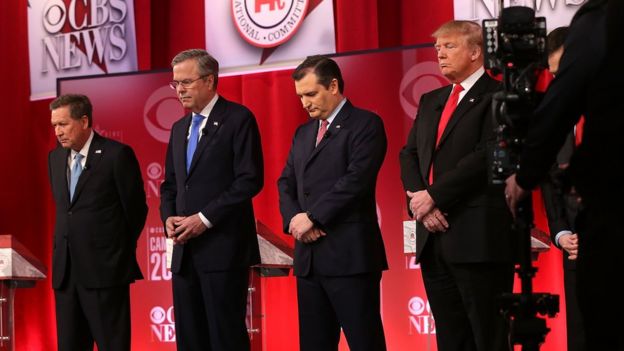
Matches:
[406,190,449,232]
[165,214,207,244]
[289,212,326,244]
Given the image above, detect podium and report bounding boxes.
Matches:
[0,235,47,351]
[247,221,294,351]
[402,220,551,258]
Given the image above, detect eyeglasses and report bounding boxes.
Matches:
[169,75,208,90]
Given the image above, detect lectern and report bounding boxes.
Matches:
[0,235,47,351]
[247,221,294,351]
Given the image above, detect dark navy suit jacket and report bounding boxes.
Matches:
[278,100,388,277]
[160,96,263,273]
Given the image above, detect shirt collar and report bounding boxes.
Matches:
[322,97,347,126]
[71,130,94,160]
[197,93,219,118]
[456,66,485,92]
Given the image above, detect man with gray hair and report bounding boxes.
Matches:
[160,49,264,350]
[399,21,515,351]
[48,94,147,351]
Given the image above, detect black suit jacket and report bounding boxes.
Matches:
[278,100,388,277]
[540,133,580,270]
[48,132,147,289]
[160,96,263,273]
[517,1,623,210]
[399,72,515,263]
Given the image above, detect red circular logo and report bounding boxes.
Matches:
[231,0,309,48]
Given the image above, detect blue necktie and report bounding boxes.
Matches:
[186,114,205,172]
[69,153,84,200]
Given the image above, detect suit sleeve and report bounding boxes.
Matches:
[200,112,264,224]
[517,10,605,190]
[114,145,148,241]
[160,129,177,223]
[308,114,387,226]
[277,132,302,233]
[540,168,571,249]
[399,95,430,214]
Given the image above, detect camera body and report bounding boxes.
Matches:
[482,6,548,184]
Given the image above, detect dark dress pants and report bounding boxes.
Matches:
[172,244,250,351]
[297,271,386,351]
[55,256,131,351]
[420,235,514,351]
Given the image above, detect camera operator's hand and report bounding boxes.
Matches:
[406,190,435,221]
[504,174,528,218]
[422,208,449,233]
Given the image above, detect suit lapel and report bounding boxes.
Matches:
[437,73,490,147]
[174,113,192,178]
[188,97,225,176]
[421,88,450,175]
[71,133,105,205]
[305,100,350,165]
[54,147,72,205]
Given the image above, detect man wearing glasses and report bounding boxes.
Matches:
[160,49,264,351]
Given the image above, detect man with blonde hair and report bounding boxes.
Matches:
[400,20,515,351]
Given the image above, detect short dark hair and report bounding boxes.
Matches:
[292,55,344,93]
[171,49,220,88]
[547,27,569,56]
[50,94,93,127]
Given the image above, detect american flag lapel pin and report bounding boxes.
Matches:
[95,150,102,154]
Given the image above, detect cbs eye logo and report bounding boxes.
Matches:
[399,62,448,120]
[144,86,184,143]
[150,306,176,342]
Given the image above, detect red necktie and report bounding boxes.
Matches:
[429,84,464,184]
[316,120,329,147]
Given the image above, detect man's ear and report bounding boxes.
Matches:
[471,45,482,61]
[81,115,89,129]
[330,78,339,94]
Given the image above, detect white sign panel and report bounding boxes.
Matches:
[28,0,138,100]
[454,0,588,32]
[205,0,336,70]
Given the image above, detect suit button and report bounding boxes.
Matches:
[68,211,72,215]
[185,185,189,191]
[304,192,310,197]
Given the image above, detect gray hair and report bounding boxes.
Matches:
[171,49,220,88]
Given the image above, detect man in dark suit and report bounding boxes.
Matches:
[48,94,147,351]
[539,26,585,351]
[399,21,515,351]
[160,49,263,351]
[505,0,624,348]
[277,55,387,351]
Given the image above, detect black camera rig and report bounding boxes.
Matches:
[482,4,559,351]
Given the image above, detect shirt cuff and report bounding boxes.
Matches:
[198,212,213,229]
[554,230,573,248]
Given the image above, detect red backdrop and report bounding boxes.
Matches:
[0,0,565,350]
